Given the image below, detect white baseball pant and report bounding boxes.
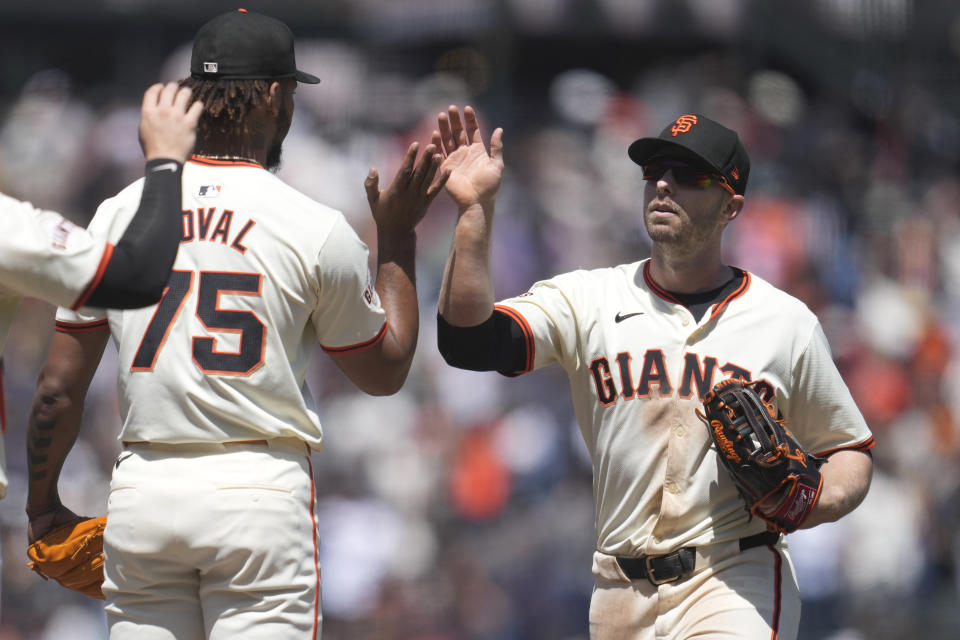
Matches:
[589,538,801,639]
[103,440,321,640]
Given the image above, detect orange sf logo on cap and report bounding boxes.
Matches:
[671,115,698,136]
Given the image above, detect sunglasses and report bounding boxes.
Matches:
[642,161,735,195]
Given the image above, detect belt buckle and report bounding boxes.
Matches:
[645,554,680,586]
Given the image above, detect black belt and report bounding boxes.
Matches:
[615,531,780,586]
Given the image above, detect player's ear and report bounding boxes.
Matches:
[267,81,282,116]
[722,194,745,223]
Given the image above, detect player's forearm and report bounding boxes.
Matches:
[25,376,86,518]
[85,159,183,309]
[438,204,496,325]
[26,329,108,517]
[800,449,873,528]
[372,229,419,393]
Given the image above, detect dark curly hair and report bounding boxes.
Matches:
[178,77,273,141]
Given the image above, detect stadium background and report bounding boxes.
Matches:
[0,0,958,638]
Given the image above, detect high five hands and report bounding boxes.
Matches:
[434,105,504,213]
[365,141,449,236]
[363,105,503,233]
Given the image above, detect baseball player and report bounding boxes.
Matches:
[434,107,874,639]
[25,9,446,639]
[0,82,200,502]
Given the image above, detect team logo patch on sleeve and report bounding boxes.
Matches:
[198,185,222,198]
[362,271,380,308]
[41,217,80,251]
[51,220,75,250]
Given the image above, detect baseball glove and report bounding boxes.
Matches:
[698,378,825,534]
[27,515,107,599]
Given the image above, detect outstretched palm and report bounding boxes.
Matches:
[365,141,448,235]
[435,106,504,211]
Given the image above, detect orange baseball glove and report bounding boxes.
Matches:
[27,515,107,599]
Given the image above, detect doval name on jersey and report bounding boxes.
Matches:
[181,207,255,254]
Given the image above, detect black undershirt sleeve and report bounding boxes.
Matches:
[437,310,529,375]
[85,159,183,309]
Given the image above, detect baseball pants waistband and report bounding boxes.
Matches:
[615,531,781,586]
[121,438,311,456]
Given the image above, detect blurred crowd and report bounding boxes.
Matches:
[0,1,959,639]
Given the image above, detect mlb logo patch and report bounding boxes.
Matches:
[203,62,218,73]
[198,185,221,198]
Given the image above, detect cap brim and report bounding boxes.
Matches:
[627,138,719,173]
[296,69,321,84]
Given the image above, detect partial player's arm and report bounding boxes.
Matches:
[785,322,875,529]
[431,105,528,373]
[327,142,448,395]
[81,82,203,309]
[436,106,504,326]
[798,449,872,528]
[25,325,110,542]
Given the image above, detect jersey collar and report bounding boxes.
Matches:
[189,155,264,169]
[641,260,751,322]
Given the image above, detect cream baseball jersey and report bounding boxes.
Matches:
[0,192,114,324]
[496,259,874,557]
[56,157,386,449]
[0,192,117,496]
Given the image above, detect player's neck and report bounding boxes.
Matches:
[194,141,264,166]
[195,118,274,167]
[647,248,731,294]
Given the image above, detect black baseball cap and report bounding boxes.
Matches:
[190,8,320,84]
[628,114,750,195]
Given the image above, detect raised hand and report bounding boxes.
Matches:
[364,142,449,235]
[139,82,204,163]
[434,105,504,212]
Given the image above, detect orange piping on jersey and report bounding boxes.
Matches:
[70,243,115,310]
[641,261,682,304]
[55,319,110,333]
[494,304,535,373]
[642,262,752,318]
[707,268,751,321]
[768,545,783,639]
[814,436,875,458]
[321,322,388,354]
[305,452,321,640]
[188,156,264,170]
